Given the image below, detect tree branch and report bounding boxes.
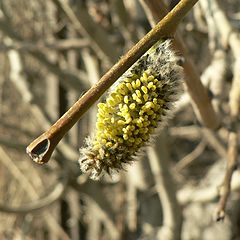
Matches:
[26,0,199,165]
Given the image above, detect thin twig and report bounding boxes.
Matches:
[169,125,201,140]
[52,0,119,64]
[26,0,199,165]
[0,38,89,51]
[200,49,228,114]
[73,180,120,239]
[0,25,89,90]
[126,179,138,233]
[65,190,81,240]
[0,147,70,240]
[178,169,240,205]
[0,119,37,137]
[170,125,227,158]
[111,0,139,45]
[201,128,227,159]
[0,137,27,150]
[147,140,182,240]
[175,140,206,172]
[215,132,238,221]
[199,0,240,221]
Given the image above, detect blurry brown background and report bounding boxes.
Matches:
[0,0,240,239]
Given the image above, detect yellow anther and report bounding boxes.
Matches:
[136,121,143,128]
[126,82,133,91]
[93,142,100,150]
[142,135,149,141]
[97,112,104,119]
[152,120,158,127]
[143,94,149,101]
[118,137,124,143]
[139,110,144,115]
[147,82,154,89]
[154,104,160,111]
[142,72,148,79]
[119,82,128,91]
[117,120,125,125]
[145,69,151,75]
[136,90,141,98]
[124,96,129,104]
[110,99,118,106]
[113,94,122,103]
[147,110,154,115]
[141,86,148,94]
[126,125,131,131]
[129,137,135,143]
[136,138,142,145]
[118,88,127,95]
[117,111,123,116]
[151,113,157,119]
[112,143,119,149]
[136,98,142,104]
[135,79,141,87]
[126,117,132,124]
[129,103,136,110]
[139,128,148,134]
[130,125,135,131]
[155,114,161,121]
[123,134,128,140]
[134,129,139,135]
[143,121,150,127]
[132,74,138,80]
[145,101,154,108]
[103,117,110,123]
[98,103,106,109]
[97,122,105,129]
[131,81,136,89]
[123,104,129,111]
[148,75,154,81]
[132,93,137,100]
[106,142,113,148]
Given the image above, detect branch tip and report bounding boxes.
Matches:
[26,138,51,164]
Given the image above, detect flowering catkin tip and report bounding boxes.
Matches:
[79,40,183,180]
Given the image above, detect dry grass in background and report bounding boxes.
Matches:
[0,0,240,239]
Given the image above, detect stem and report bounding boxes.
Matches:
[26,0,199,164]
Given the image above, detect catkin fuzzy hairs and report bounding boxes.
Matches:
[79,40,183,180]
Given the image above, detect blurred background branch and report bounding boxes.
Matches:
[0,0,240,239]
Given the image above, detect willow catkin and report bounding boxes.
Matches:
[79,40,183,180]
